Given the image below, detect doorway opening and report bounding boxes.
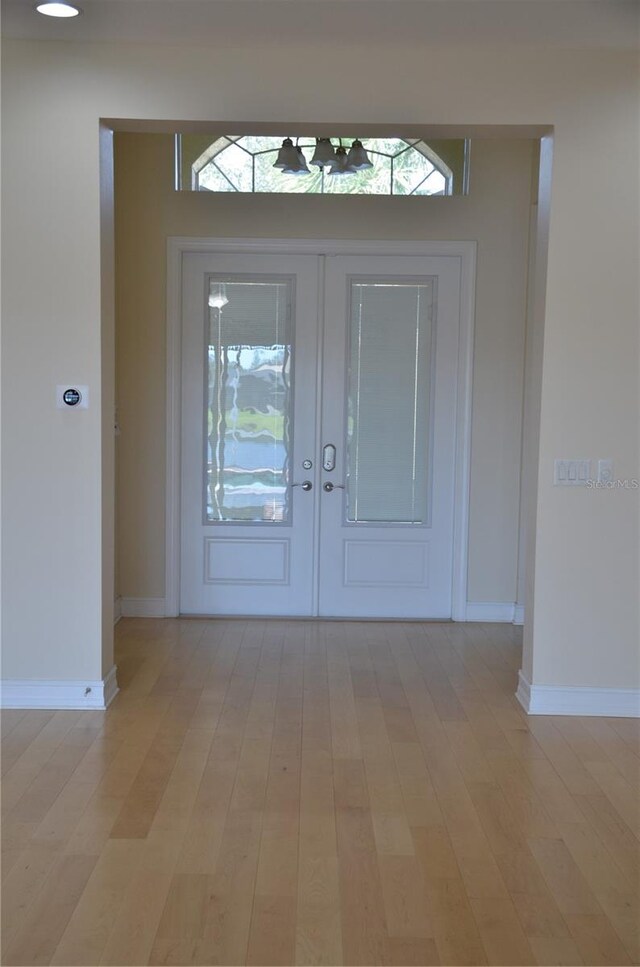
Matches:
[113,130,543,631]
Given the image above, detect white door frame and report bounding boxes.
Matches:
[166,237,476,620]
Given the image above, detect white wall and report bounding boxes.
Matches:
[2,39,638,692]
[114,133,533,607]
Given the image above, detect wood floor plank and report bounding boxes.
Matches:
[2,853,98,966]
[296,855,343,966]
[529,933,584,965]
[94,726,212,966]
[1,708,28,738]
[382,936,441,965]
[584,759,640,839]
[296,628,343,966]
[427,876,489,965]
[421,747,510,899]
[470,895,537,965]
[573,792,640,885]
[390,740,444,828]
[527,836,603,917]
[377,853,433,939]
[2,712,83,811]
[50,839,144,965]
[578,718,640,783]
[1,844,60,950]
[336,805,388,965]
[564,913,633,966]
[526,720,604,797]
[558,820,640,962]
[246,894,296,965]
[1,711,56,776]
[327,624,359,731]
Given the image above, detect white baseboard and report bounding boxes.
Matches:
[119,597,167,618]
[465,602,516,622]
[517,670,640,718]
[0,666,119,710]
[114,596,122,625]
[119,596,521,625]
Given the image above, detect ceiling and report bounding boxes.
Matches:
[1,0,638,48]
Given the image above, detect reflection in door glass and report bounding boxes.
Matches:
[347,280,433,523]
[206,278,292,522]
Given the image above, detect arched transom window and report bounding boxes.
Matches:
[189,136,455,196]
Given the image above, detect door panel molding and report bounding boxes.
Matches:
[343,540,429,588]
[166,237,476,619]
[203,537,290,585]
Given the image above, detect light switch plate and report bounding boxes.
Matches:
[554,459,591,486]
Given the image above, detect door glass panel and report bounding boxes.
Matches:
[346,279,433,523]
[205,277,293,522]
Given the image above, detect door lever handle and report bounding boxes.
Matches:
[292,480,313,491]
[323,481,345,493]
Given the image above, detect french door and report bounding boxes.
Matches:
[180,248,462,618]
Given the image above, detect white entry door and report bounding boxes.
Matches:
[180,248,462,618]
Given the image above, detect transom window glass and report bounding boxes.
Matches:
[178,135,468,196]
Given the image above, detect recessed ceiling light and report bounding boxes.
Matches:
[35,2,82,17]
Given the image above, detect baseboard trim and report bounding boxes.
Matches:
[465,602,516,623]
[0,666,119,710]
[120,597,167,618]
[516,670,640,718]
[117,597,522,625]
[512,604,525,626]
[114,596,122,626]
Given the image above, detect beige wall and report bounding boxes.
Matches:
[1,39,638,691]
[115,134,534,605]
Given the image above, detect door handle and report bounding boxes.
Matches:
[323,481,345,493]
[292,480,313,491]
[322,444,336,472]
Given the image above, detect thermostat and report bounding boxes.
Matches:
[56,384,89,409]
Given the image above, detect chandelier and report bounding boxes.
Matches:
[273,138,373,176]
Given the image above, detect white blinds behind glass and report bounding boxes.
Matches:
[207,279,291,346]
[346,281,433,523]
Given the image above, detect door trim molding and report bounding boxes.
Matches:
[166,237,476,619]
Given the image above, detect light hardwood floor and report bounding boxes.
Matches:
[2,619,639,966]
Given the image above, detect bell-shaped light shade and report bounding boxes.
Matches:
[208,284,229,309]
[347,139,373,170]
[273,138,298,170]
[283,146,310,175]
[310,138,337,168]
[328,145,357,175]
[36,1,82,14]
